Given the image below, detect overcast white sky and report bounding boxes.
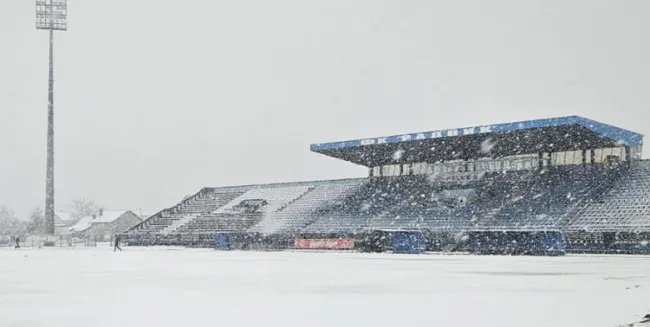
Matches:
[1,0,649,219]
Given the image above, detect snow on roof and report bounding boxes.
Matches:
[68,210,130,232]
[69,216,93,232]
[55,211,73,222]
[92,210,129,223]
[311,115,644,152]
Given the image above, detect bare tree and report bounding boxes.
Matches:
[26,206,45,234]
[0,206,24,236]
[69,198,101,221]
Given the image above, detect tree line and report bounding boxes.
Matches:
[0,198,101,236]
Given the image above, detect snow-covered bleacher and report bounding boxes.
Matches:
[168,190,247,234]
[175,183,320,234]
[122,115,650,253]
[567,160,650,231]
[302,177,417,233]
[302,176,487,233]
[125,161,650,251]
[250,180,364,233]
[214,185,311,213]
[472,165,615,230]
[127,188,249,235]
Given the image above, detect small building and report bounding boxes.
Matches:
[69,210,141,241]
[54,211,76,235]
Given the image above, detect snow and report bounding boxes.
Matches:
[392,149,404,161]
[69,210,128,232]
[0,247,649,327]
[480,137,496,154]
[68,216,93,232]
[54,211,73,224]
[91,210,129,223]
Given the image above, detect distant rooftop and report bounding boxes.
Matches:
[69,210,131,233]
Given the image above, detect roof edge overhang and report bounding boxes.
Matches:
[310,115,643,153]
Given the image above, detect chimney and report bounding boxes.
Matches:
[99,209,104,217]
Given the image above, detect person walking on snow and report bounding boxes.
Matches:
[114,235,122,252]
[14,236,20,249]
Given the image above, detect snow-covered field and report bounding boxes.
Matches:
[1,246,649,327]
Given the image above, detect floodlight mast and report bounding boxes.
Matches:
[36,0,66,234]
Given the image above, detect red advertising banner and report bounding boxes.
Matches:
[294,239,354,250]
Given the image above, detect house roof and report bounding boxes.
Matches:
[55,211,73,222]
[69,210,131,232]
[69,216,93,232]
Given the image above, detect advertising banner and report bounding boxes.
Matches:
[294,239,354,250]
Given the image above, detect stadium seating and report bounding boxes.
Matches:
[122,113,650,253]
[249,180,364,233]
[368,179,478,231]
[127,188,248,235]
[345,170,539,231]
[303,177,428,233]
[215,186,312,214]
[302,175,498,233]
[167,190,248,234]
[473,165,614,230]
[124,160,650,252]
[567,161,650,231]
[176,183,349,234]
[175,212,260,233]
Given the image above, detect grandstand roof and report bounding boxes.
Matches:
[311,116,643,167]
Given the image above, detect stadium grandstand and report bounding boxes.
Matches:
[123,115,650,254]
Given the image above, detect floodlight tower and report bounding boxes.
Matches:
[36,0,67,234]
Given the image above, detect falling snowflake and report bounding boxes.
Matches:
[392,149,404,161]
[480,137,496,154]
[360,203,371,212]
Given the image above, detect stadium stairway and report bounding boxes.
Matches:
[275,188,315,212]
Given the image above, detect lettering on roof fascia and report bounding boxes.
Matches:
[312,124,497,151]
[480,126,492,133]
[312,117,643,151]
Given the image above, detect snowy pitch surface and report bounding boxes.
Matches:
[1,247,649,327]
